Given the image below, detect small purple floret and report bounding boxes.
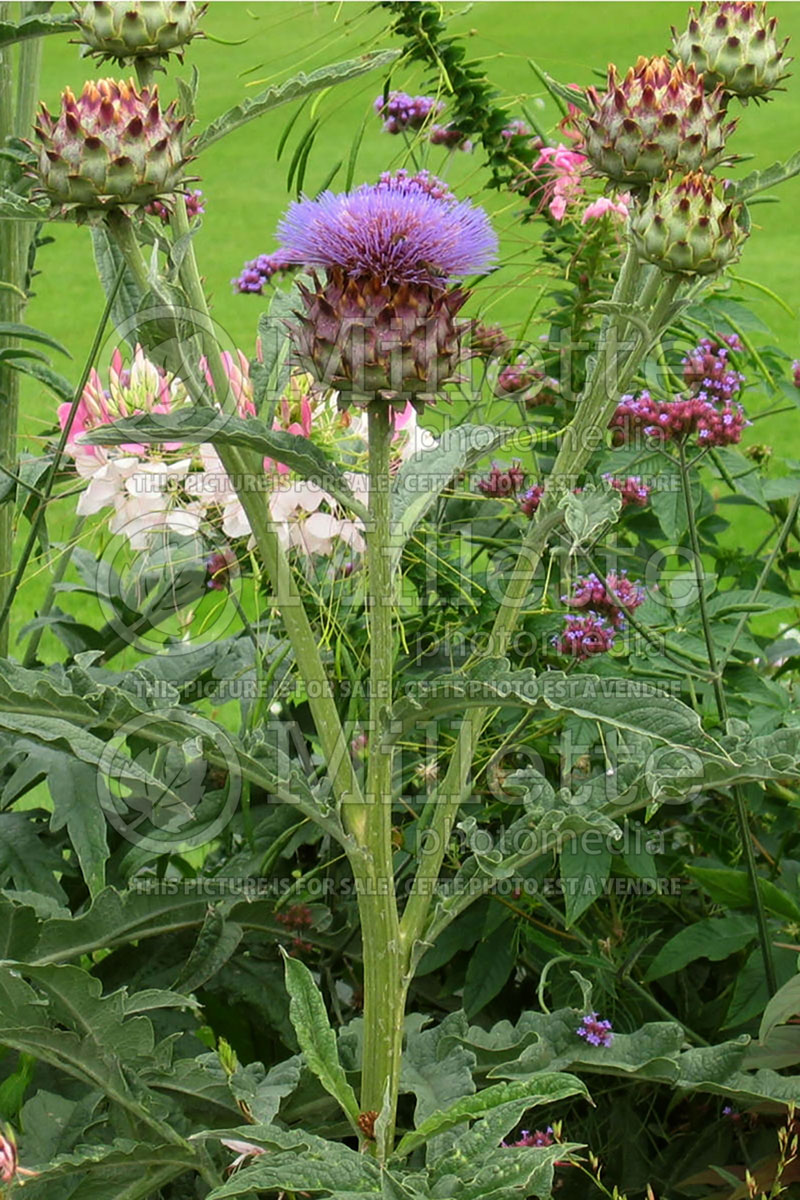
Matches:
[576,1012,614,1047]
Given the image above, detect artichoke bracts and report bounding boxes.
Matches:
[292,269,470,410]
[32,79,194,212]
[275,174,497,411]
[71,1,206,64]
[631,171,747,275]
[673,2,791,100]
[579,56,735,185]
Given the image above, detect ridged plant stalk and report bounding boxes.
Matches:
[0,1,46,655]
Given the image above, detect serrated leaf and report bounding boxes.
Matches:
[195,50,399,153]
[395,1074,587,1158]
[281,950,360,1125]
[0,12,73,46]
[728,149,800,200]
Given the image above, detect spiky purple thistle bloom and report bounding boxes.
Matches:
[277,185,496,288]
[576,1012,614,1046]
[277,183,496,407]
[374,169,455,204]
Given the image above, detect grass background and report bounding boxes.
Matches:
[9,0,800,652]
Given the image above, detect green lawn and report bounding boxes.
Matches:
[9,1,800,653]
[25,1,800,436]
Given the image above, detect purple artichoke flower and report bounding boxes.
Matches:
[276,182,496,408]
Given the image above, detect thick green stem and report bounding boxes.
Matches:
[358,403,403,1145]
[678,442,777,994]
[0,6,43,654]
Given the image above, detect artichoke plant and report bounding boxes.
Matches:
[672,2,792,100]
[31,79,194,212]
[71,1,206,64]
[631,170,748,275]
[579,55,736,185]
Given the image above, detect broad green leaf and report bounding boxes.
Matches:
[203,1125,381,1197]
[173,907,243,993]
[229,1055,302,1124]
[437,1142,583,1200]
[0,812,66,902]
[560,836,612,925]
[561,483,621,550]
[281,950,360,1124]
[46,755,108,898]
[0,12,73,46]
[91,225,145,343]
[4,356,74,400]
[390,423,515,569]
[644,914,756,982]
[395,1074,587,1157]
[728,149,800,200]
[676,1041,800,1105]
[0,187,50,219]
[686,865,800,922]
[760,973,800,1044]
[81,409,366,519]
[195,50,400,153]
[463,924,516,1018]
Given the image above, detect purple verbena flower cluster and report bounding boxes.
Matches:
[276,185,497,287]
[565,570,645,627]
[374,168,455,204]
[429,123,472,151]
[373,90,443,133]
[576,1011,614,1046]
[682,334,744,403]
[502,1127,555,1148]
[554,613,617,660]
[477,461,525,497]
[501,118,532,141]
[603,473,651,507]
[233,252,292,295]
[792,359,800,388]
[496,361,560,406]
[610,388,748,448]
[145,187,204,225]
[471,321,513,359]
[519,484,545,517]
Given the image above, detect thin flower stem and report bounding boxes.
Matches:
[22,515,86,667]
[0,264,125,642]
[678,441,777,995]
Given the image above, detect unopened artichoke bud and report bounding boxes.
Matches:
[71,1,206,64]
[579,56,735,185]
[31,79,194,213]
[631,171,747,275]
[673,2,791,100]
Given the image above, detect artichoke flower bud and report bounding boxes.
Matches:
[71,1,207,65]
[631,171,748,275]
[579,56,736,185]
[31,78,195,215]
[673,2,792,100]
